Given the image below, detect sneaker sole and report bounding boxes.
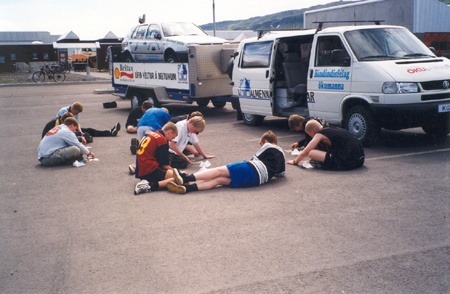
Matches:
[167,181,186,194]
[130,145,137,155]
[173,168,184,185]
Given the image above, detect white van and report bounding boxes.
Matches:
[230,25,450,145]
[121,22,226,63]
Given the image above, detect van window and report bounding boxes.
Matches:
[241,41,273,68]
[315,36,349,67]
[345,28,432,61]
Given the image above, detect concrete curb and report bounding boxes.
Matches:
[0,80,111,88]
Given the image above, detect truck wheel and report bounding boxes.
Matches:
[123,52,134,62]
[421,115,450,138]
[165,53,178,63]
[146,95,161,108]
[130,93,142,109]
[196,99,210,107]
[344,105,380,146]
[212,101,226,108]
[242,112,264,126]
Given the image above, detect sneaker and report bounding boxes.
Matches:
[84,132,93,143]
[129,164,136,175]
[134,179,151,195]
[110,122,121,136]
[130,138,139,155]
[167,181,186,194]
[309,160,323,169]
[173,168,184,185]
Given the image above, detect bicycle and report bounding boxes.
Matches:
[32,65,66,83]
[51,62,71,74]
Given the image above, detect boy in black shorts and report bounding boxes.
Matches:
[166,130,285,194]
[134,122,179,195]
[287,120,364,171]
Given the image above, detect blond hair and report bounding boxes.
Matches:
[305,120,322,133]
[188,116,206,133]
[162,122,178,136]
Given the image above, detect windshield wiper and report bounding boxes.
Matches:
[403,53,435,58]
[359,55,398,61]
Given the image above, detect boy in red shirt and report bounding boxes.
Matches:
[134,122,178,195]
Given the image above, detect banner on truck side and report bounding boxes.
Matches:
[113,63,190,90]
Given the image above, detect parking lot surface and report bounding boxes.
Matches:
[0,82,449,293]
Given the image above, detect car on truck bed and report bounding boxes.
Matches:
[121,22,226,63]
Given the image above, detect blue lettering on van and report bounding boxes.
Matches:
[318,81,344,90]
[238,78,270,98]
[314,69,350,80]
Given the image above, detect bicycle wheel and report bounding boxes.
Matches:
[32,71,45,83]
[53,72,66,82]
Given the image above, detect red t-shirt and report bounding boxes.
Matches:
[136,130,169,177]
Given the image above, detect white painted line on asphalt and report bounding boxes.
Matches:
[366,148,450,161]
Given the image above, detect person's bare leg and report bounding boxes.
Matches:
[308,150,326,162]
[192,166,230,181]
[196,177,231,190]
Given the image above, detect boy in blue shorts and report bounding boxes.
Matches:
[166,130,285,194]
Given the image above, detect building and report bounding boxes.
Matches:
[0,31,121,73]
[304,0,450,57]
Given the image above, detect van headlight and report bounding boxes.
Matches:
[382,82,419,94]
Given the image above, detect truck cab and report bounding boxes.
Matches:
[231,25,450,145]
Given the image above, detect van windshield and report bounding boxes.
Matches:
[345,28,435,61]
[161,22,207,37]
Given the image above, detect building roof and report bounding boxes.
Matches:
[0,31,59,45]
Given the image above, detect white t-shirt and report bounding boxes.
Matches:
[169,119,199,154]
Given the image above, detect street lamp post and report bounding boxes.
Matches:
[213,0,216,36]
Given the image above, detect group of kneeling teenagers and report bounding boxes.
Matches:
[37,100,365,195]
[132,113,365,195]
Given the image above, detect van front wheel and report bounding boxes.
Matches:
[242,112,264,126]
[344,105,380,146]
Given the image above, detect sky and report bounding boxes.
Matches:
[0,0,342,40]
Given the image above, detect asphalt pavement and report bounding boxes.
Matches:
[0,82,449,293]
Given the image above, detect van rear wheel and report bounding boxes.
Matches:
[344,105,380,146]
[242,112,264,126]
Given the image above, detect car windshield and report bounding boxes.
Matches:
[345,27,435,61]
[161,22,207,37]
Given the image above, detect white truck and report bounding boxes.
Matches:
[229,24,450,145]
[110,43,238,109]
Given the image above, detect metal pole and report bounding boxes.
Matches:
[213,0,216,36]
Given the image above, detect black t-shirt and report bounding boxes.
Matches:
[125,108,144,127]
[320,127,364,159]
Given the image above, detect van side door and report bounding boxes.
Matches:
[308,35,351,123]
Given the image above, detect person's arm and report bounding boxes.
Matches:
[193,142,215,159]
[63,131,92,157]
[169,141,192,163]
[287,134,323,165]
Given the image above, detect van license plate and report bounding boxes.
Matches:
[438,103,450,113]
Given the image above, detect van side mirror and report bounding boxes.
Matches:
[331,49,350,66]
[155,33,162,40]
